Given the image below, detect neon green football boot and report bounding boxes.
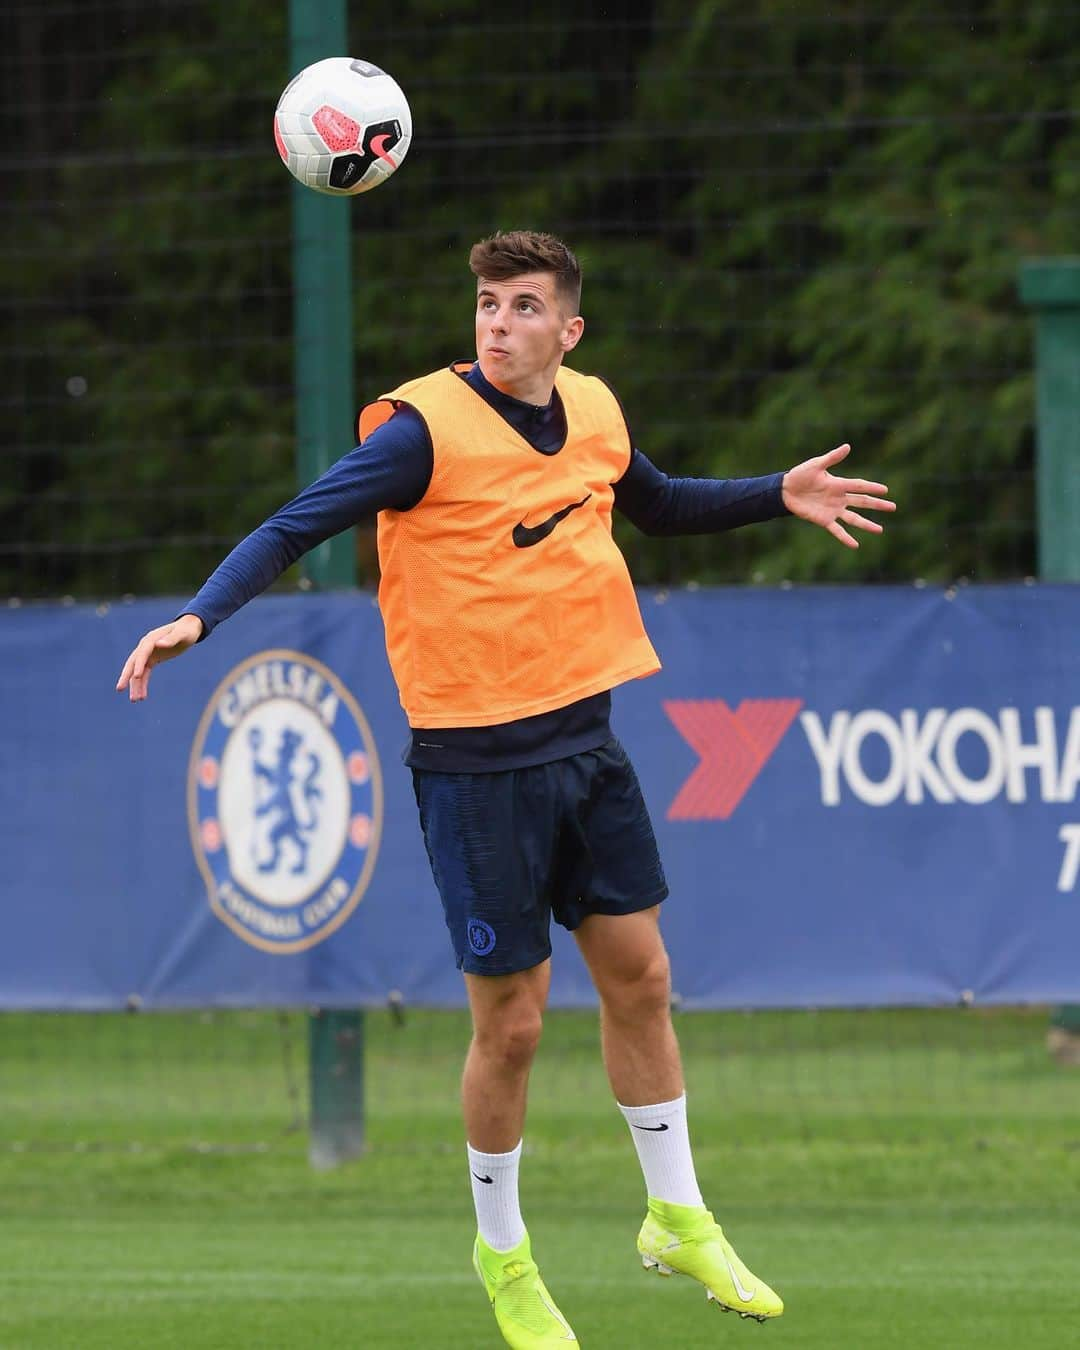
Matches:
[473,1230,579,1347]
[637,1198,783,1323]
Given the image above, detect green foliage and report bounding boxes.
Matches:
[8,1,1078,596]
[556,1,1079,582]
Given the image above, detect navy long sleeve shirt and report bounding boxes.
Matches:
[181,361,790,770]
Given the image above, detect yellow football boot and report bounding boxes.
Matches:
[473,1230,578,1347]
[637,1199,783,1323]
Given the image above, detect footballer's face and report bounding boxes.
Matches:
[474,272,583,405]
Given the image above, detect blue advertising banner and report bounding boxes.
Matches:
[3,585,1079,1010]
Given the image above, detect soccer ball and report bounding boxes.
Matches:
[273,57,412,196]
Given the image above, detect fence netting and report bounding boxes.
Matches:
[8,2,1080,599]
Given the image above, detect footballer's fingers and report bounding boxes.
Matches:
[818,442,852,469]
[116,634,158,699]
[827,519,859,549]
[117,625,183,698]
[128,667,151,701]
[840,478,891,497]
[115,641,149,693]
[845,492,896,512]
[840,509,883,534]
[115,649,137,692]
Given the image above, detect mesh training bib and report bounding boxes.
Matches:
[358,363,660,727]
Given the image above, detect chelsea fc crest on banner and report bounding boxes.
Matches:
[188,650,383,954]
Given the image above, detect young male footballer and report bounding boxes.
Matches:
[117,230,895,1347]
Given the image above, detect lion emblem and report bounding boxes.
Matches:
[249,725,323,875]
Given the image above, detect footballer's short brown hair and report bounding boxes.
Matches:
[468,230,582,314]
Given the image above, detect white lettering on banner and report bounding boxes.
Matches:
[217,881,302,938]
[1000,707,1058,803]
[1057,710,1080,801]
[900,709,953,803]
[302,876,349,928]
[1057,825,1080,892]
[842,711,906,807]
[218,659,337,730]
[800,711,847,806]
[936,709,1005,805]
[802,706,1080,807]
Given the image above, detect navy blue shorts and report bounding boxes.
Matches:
[412,737,668,976]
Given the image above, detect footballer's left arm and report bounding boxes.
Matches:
[612,448,788,536]
[613,445,895,547]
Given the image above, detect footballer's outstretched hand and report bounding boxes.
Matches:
[781,443,896,549]
[116,613,204,702]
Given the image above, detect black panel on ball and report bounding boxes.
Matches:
[328,120,402,189]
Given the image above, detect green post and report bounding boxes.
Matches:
[290,0,365,1164]
[308,1010,366,1168]
[1018,260,1080,579]
[290,0,355,588]
[1019,258,1080,1057]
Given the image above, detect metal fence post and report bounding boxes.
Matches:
[290,0,365,1162]
[1019,258,1080,1059]
[308,1009,366,1168]
[290,0,356,590]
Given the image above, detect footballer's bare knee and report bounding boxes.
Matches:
[600,947,672,1024]
[465,965,548,1073]
[576,910,672,1020]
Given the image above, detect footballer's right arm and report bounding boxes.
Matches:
[114,408,432,701]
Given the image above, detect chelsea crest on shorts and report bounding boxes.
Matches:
[188,649,383,953]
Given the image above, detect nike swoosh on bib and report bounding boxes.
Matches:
[512,493,592,548]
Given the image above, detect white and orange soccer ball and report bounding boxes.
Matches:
[273,57,412,196]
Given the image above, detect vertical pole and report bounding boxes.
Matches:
[290,0,365,1164]
[290,0,356,588]
[308,1010,366,1168]
[1019,258,1080,1059]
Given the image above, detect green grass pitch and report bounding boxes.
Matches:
[1,1006,1078,1348]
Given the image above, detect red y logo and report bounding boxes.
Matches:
[664,699,804,820]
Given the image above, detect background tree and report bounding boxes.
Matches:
[5,0,1077,597]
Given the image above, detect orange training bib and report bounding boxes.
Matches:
[358,364,660,727]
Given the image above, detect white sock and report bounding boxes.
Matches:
[468,1140,526,1252]
[618,1093,704,1208]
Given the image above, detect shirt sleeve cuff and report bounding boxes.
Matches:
[766,471,791,517]
[174,607,211,641]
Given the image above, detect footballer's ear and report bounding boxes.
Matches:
[561,315,585,351]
